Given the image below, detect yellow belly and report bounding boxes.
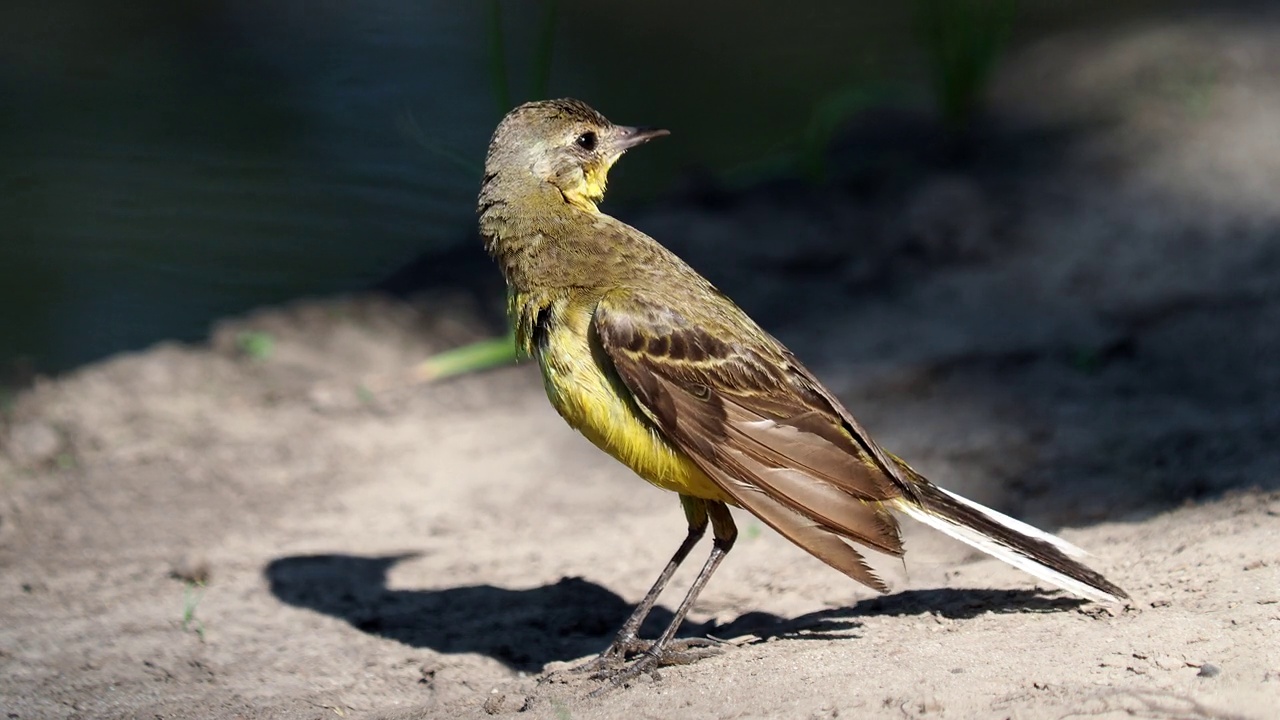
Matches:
[534,304,730,503]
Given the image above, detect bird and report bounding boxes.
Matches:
[476,98,1127,685]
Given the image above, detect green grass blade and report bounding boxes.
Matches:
[530,0,559,99]
[489,0,513,114]
[415,333,519,382]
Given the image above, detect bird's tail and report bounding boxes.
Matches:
[890,462,1128,604]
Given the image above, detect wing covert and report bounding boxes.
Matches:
[592,290,907,590]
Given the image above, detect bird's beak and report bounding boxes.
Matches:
[610,125,670,152]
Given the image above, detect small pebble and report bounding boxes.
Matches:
[482,692,505,715]
[169,555,211,585]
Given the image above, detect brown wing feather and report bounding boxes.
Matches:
[593,290,906,589]
[709,451,894,592]
[719,400,902,554]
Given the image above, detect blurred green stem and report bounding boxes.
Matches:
[415,1,560,383]
[915,0,1017,130]
[415,332,518,382]
[488,0,512,113]
[531,0,559,100]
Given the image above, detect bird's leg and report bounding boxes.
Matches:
[593,502,737,690]
[572,496,709,674]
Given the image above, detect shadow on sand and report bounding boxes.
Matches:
[265,553,1083,671]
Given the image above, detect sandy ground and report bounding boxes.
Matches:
[3,11,1280,720]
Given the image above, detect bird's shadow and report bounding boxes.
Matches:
[265,553,1085,671]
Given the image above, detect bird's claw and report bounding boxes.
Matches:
[584,637,727,695]
[568,635,652,675]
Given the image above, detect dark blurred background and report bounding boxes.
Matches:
[0,0,1235,377]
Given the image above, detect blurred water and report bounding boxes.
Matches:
[0,0,1173,373]
[1,1,503,370]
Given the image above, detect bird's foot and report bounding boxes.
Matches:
[568,635,652,675]
[585,637,726,696]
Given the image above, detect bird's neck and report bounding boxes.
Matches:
[478,173,644,295]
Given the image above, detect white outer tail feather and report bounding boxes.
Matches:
[892,495,1125,605]
[937,487,1090,559]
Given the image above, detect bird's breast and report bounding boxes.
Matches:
[530,298,729,503]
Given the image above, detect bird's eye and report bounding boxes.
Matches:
[575,131,597,151]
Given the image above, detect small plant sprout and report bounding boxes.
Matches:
[236,330,275,361]
[182,580,207,641]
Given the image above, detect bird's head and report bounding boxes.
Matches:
[483,98,668,212]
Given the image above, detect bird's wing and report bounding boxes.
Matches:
[593,289,907,592]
